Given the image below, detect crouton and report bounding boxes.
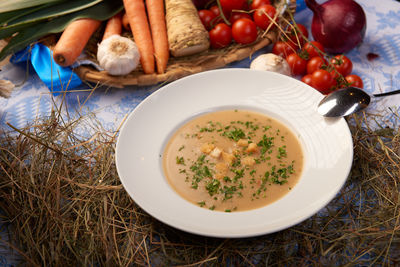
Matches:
[210,147,222,158]
[246,143,258,153]
[201,143,215,154]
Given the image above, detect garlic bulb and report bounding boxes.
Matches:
[250,53,291,76]
[97,35,140,76]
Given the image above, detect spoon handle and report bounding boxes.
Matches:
[373,89,400,97]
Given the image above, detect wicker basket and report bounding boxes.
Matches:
[75,0,296,88]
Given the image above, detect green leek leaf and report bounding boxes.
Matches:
[0,0,66,13]
[0,5,47,25]
[0,0,104,40]
[0,0,123,61]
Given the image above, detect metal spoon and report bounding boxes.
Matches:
[317,87,400,117]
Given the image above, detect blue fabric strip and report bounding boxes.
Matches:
[10,43,82,95]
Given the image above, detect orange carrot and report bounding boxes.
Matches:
[102,12,123,41]
[53,18,101,67]
[146,0,169,74]
[123,0,155,74]
[122,13,130,31]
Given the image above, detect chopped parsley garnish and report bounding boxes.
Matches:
[257,134,274,155]
[277,146,287,159]
[222,127,246,141]
[176,156,185,165]
[206,179,221,196]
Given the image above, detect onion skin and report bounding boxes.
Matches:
[305,0,366,54]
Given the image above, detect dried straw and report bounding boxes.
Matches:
[0,95,399,266]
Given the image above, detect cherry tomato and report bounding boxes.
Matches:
[310,69,334,94]
[229,12,252,24]
[272,41,296,58]
[209,23,232,49]
[198,10,217,30]
[232,18,258,44]
[250,0,271,9]
[286,53,307,76]
[330,55,353,77]
[220,0,246,12]
[301,74,313,87]
[303,41,325,59]
[306,56,326,74]
[345,74,363,88]
[209,5,230,23]
[288,23,308,48]
[253,4,277,30]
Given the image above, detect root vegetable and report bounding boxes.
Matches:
[165,0,210,57]
[53,18,101,67]
[102,12,123,41]
[122,13,130,30]
[123,0,155,74]
[146,0,169,74]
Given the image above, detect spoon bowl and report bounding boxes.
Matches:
[317,87,400,117]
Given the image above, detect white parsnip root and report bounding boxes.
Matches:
[165,0,210,57]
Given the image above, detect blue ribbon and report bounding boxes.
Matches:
[10,43,82,95]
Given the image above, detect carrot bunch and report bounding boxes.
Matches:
[52,0,169,75]
[123,0,169,74]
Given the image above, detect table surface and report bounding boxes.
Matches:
[1,0,400,264]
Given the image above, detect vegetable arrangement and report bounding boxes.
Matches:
[0,0,123,62]
[269,23,364,94]
[1,0,364,91]
[0,0,287,79]
[197,0,278,48]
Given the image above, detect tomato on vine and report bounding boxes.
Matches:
[219,0,246,12]
[303,41,325,59]
[209,23,232,48]
[330,55,353,77]
[310,69,335,94]
[253,4,277,30]
[229,12,252,24]
[286,52,307,76]
[306,56,326,74]
[209,5,229,23]
[250,0,271,10]
[272,41,296,58]
[198,9,217,30]
[301,74,313,87]
[288,23,308,48]
[232,18,258,44]
[345,74,363,88]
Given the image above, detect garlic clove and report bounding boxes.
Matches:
[250,53,291,76]
[97,34,140,76]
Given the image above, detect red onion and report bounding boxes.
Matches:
[305,0,366,54]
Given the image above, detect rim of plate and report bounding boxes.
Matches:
[115,68,353,238]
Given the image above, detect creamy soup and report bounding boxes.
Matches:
[162,110,304,212]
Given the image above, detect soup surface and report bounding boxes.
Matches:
[162,110,304,212]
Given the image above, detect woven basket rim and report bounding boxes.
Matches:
[75,0,297,88]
